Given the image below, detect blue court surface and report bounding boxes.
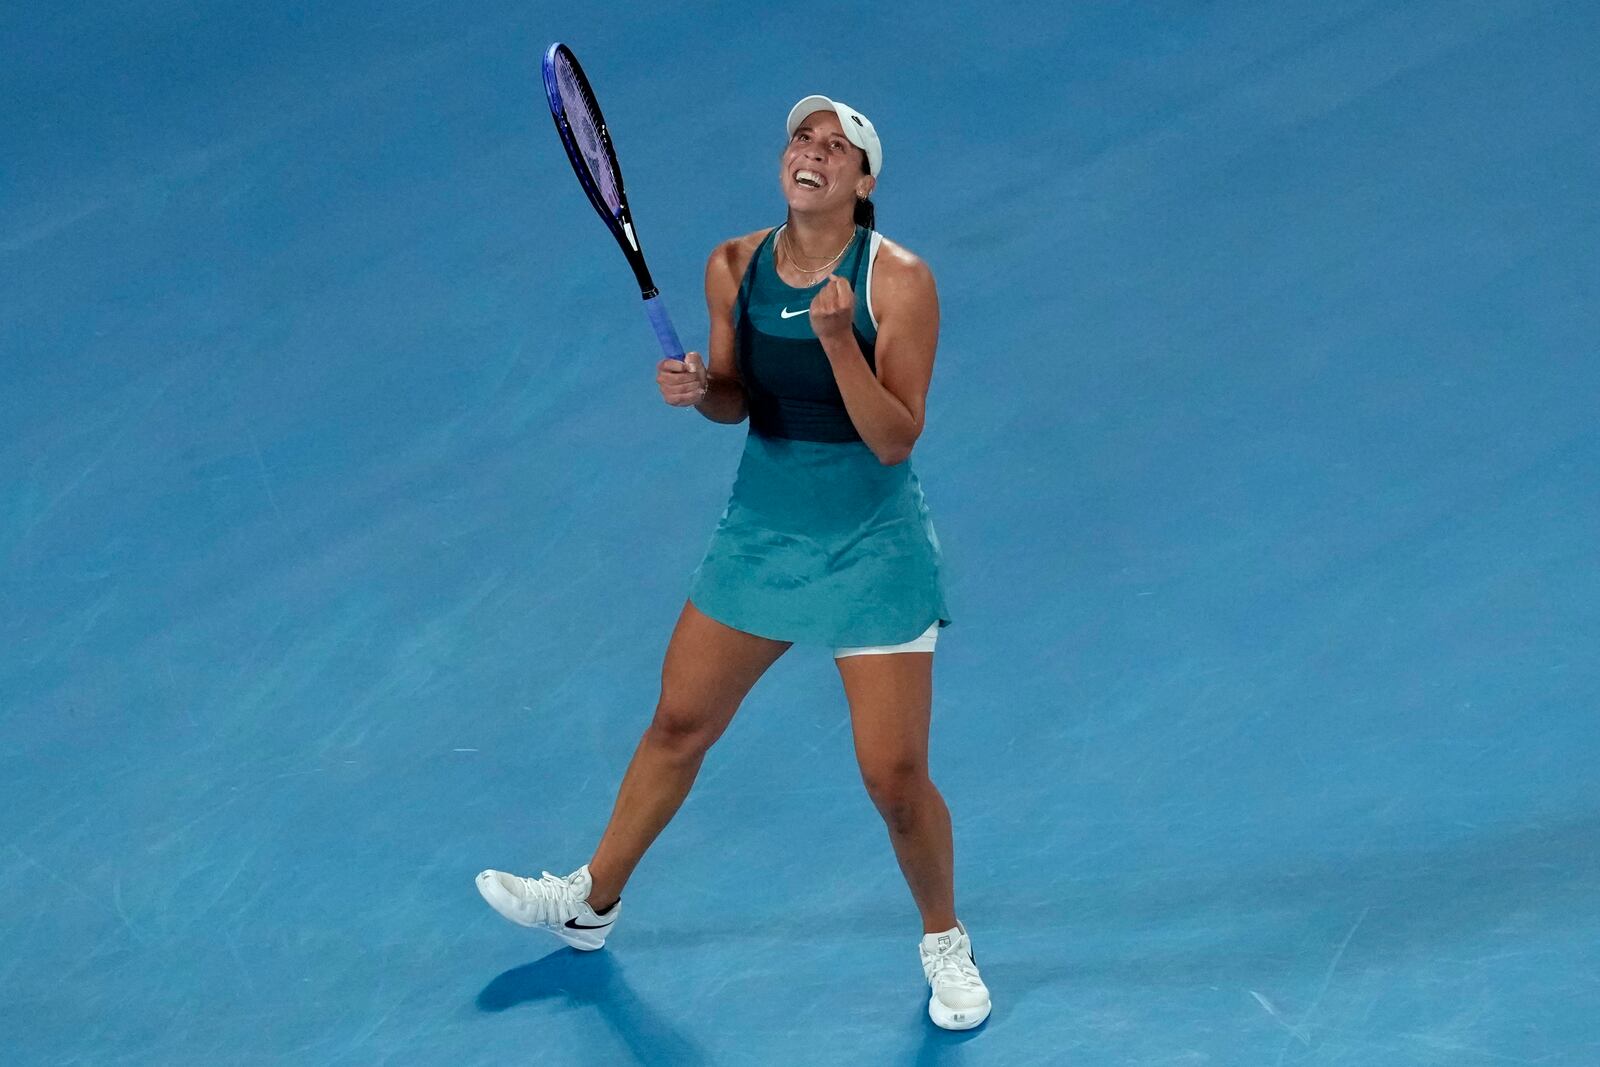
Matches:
[3,1,1597,1064]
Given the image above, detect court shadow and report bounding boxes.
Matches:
[1016,812,1600,991]
[476,949,706,1065]
[913,1011,989,1066]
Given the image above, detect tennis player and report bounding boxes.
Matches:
[478,95,989,1031]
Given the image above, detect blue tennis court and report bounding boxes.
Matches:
[3,1,1597,1063]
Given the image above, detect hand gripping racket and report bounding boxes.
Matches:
[542,43,686,361]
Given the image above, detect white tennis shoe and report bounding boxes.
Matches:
[474,863,619,951]
[920,921,991,1030]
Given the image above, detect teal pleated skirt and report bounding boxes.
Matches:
[688,432,951,647]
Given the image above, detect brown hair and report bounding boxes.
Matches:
[853,153,875,230]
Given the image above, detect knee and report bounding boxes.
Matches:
[859,758,928,834]
[644,695,722,761]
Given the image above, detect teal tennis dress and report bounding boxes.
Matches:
[687,225,951,647]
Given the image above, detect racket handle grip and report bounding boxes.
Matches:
[642,292,686,362]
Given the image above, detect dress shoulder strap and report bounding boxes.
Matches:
[735,228,780,321]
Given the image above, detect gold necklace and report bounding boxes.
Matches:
[777,225,853,277]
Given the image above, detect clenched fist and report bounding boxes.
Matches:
[809,275,855,343]
[657,351,708,407]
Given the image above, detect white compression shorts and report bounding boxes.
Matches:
[833,621,940,659]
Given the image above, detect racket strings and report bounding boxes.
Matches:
[554,56,623,215]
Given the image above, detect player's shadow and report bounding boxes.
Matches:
[476,949,706,1065]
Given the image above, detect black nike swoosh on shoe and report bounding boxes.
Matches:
[565,916,615,930]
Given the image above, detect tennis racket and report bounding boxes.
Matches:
[542,42,686,362]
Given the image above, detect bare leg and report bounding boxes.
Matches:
[585,602,790,909]
[837,651,958,934]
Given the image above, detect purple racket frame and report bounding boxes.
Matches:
[542,43,685,362]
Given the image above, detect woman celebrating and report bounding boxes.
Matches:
[478,95,990,1031]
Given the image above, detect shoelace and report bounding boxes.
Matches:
[923,942,985,991]
[512,870,580,925]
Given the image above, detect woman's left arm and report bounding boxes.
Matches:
[810,247,940,466]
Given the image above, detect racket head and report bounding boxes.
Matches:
[543,43,652,286]
[541,42,680,360]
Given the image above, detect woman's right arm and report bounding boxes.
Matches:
[693,238,753,424]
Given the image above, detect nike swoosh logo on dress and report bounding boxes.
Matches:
[779,307,807,319]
